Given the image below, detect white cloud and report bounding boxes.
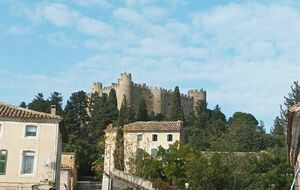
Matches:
[42,3,75,27]
[6,26,30,35]
[74,0,112,8]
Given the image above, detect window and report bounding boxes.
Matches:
[0,150,7,175]
[137,134,143,141]
[152,134,158,141]
[151,148,158,158]
[0,123,3,138]
[21,151,35,174]
[136,149,144,162]
[25,125,37,137]
[167,134,173,142]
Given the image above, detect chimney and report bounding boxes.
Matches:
[51,105,56,115]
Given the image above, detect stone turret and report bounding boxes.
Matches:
[117,73,132,108]
[188,89,207,111]
[92,82,102,93]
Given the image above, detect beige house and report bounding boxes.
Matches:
[287,102,300,190]
[102,121,183,190]
[0,102,62,190]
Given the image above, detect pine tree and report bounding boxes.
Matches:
[19,102,27,108]
[49,91,64,115]
[270,116,285,147]
[28,93,49,112]
[63,90,92,175]
[170,86,185,122]
[108,89,119,122]
[137,97,148,121]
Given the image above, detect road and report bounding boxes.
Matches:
[76,181,101,190]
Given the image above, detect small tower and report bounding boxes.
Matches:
[92,82,102,93]
[117,73,132,108]
[188,89,207,111]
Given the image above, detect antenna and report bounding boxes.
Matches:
[124,62,127,73]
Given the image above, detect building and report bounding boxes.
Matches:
[0,102,62,190]
[102,121,183,190]
[287,102,300,190]
[92,73,206,118]
[60,153,77,190]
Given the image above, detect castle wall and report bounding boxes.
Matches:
[92,73,207,119]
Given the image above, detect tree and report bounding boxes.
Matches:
[108,89,119,122]
[137,97,148,121]
[170,86,185,122]
[19,102,27,108]
[270,117,285,147]
[221,112,267,152]
[49,91,64,115]
[113,128,125,171]
[63,91,92,175]
[28,93,49,112]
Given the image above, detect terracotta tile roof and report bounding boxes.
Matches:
[0,102,62,123]
[123,121,183,132]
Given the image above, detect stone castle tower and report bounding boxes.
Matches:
[92,73,206,117]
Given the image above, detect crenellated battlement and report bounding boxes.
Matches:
[91,73,207,117]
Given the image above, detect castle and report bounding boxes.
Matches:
[92,73,206,118]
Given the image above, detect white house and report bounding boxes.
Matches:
[0,102,62,190]
[102,121,183,190]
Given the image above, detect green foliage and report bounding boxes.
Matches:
[218,112,267,152]
[149,111,165,121]
[19,101,27,108]
[49,92,64,115]
[113,128,125,171]
[118,95,135,126]
[108,89,119,122]
[137,97,148,121]
[186,102,226,150]
[63,91,93,175]
[28,93,49,112]
[270,117,286,147]
[136,142,292,190]
[171,86,185,122]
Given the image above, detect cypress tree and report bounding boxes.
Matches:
[137,97,148,121]
[170,86,185,122]
[113,128,124,171]
[108,88,119,122]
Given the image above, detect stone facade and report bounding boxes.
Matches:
[92,73,206,118]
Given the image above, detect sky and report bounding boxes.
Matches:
[0,0,300,131]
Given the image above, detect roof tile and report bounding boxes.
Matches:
[123,121,183,132]
[0,102,62,123]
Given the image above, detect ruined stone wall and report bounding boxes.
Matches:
[92,73,207,119]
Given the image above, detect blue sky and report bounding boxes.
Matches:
[1,0,300,131]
